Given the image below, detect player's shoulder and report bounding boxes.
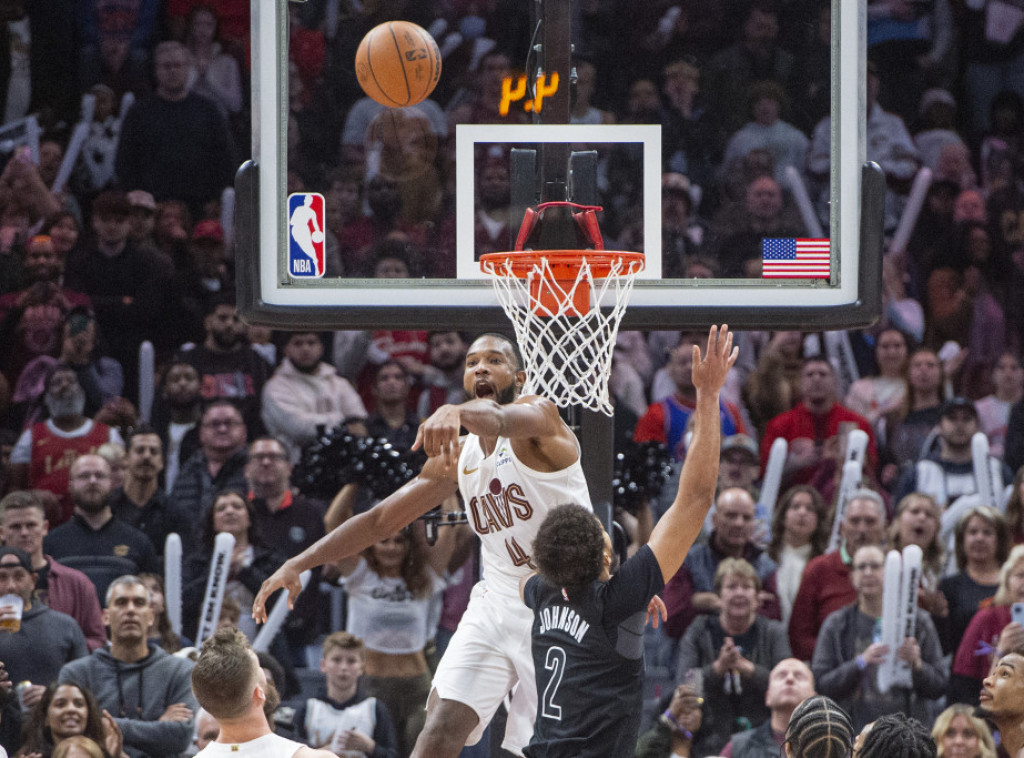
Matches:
[294,747,337,758]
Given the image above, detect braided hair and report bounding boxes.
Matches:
[858,714,936,758]
[785,695,854,758]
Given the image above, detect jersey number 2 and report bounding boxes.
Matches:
[540,646,566,720]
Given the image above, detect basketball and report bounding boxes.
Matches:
[355,21,442,108]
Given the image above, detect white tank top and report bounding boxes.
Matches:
[458,431,591,597]
[303,697,377,757]
[196,732,304,758]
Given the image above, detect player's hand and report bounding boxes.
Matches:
[252,559,303,624]
[646,595,667,628]
[690,324,738,394]
[413,404,461,467]
[158,703,193,722]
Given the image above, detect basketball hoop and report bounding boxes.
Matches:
[481,240,644,416]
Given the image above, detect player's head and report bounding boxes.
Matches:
[784,694,854,758]
[463,333,526,405]
[855,714,936,758]
[533,504,609,591]
[192,626,277,722]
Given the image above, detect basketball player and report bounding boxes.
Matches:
[521,325,736,757]
[253,331,592,757]
[190,627,336,758]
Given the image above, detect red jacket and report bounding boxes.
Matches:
[788,550,855,661]
[46,555,106,651]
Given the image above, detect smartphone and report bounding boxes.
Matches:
[1013,602,1024,627]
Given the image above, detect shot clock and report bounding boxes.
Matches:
[499,73,560,116]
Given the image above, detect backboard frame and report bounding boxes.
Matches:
[237,0,883,331]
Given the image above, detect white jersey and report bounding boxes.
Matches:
[196,733,304,758]
[303,697,377,757]
[458,431,591,596]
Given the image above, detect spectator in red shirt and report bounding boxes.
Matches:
[760,357,877,499]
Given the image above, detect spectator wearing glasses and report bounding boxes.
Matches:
[169,401,248,519]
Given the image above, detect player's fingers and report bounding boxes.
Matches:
[411,425,424,451]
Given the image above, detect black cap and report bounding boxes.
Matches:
[940,397,977,419]
[0,546,33,572]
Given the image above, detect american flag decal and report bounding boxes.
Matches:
[761,238,831,279]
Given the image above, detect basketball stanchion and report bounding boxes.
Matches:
[480,205,644,416]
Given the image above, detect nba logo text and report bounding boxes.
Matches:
[287,192,326,278]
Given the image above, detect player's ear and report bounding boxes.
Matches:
[514,369,526,390]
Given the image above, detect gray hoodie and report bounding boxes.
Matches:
[58,644,197,758]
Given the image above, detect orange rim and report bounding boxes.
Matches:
[480,250,645,279]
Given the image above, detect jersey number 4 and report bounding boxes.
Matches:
[505,536,535,569]
[540,646,566,720]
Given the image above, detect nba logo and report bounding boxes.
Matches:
[287,192,326,278]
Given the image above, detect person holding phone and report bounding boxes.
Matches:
[951,544,1024,705]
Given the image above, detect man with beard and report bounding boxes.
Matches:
[417,331,470,419]
[177,296,271,437]
[154,361,202,492]
[59,575,198,758]
[191,626,335,758]
[43,454,159,602]
[976,650,1024,758]
[7,364,123,523]
[0,235,91,386]
[261,332,366,458]
[253,332,593,758]
[108,427,196,557]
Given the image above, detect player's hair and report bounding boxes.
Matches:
[0,490,46,521]
[532,504,606,592]
[952,505,1010,572]
[887,493,945,578]
[768,485,829,563]
[857,714,936,758]
[931,704,996,758]
[994,545,1024,606]
[472,332,524,372]
[322,631,365,659]
[105,574,151,607]
[784,694,854,758]
[713,557,761,594]
[191,627,259,720]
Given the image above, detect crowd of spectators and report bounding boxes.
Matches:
[0,1,1022,757]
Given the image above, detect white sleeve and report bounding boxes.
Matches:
[10,428,32,464]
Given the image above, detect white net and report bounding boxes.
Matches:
[481,253,643,416]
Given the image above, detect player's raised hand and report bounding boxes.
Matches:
[413,404,462,467]
[690,324,738,393]
[252,558,303,624]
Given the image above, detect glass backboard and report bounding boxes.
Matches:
[237,0,883,330]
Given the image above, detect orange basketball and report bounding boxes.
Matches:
[355,21,442,108]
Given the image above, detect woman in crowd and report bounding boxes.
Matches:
[1003,465,1024,543]
[766,485,830,626]
[812,544,946,731]
[878,347,945,488]
[182,489,283,641]
[845,328,910,428]
[935,506,1009,654]
[41,212,82,260]
[675,558,791,755]
[886,493,946,613]
[931,704,996,758]
[184,4,243,117]
[333,504,459,758]
[17,683,126,758]
[950,544,1024,704]
[139,573,190,653]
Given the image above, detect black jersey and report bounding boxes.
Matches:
[522,545,665,758]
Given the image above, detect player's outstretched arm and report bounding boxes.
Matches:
[252,456,459,623]
[647,325,737,582]
[415,395,577,470]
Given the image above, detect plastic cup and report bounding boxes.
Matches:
[0,594,23,633]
